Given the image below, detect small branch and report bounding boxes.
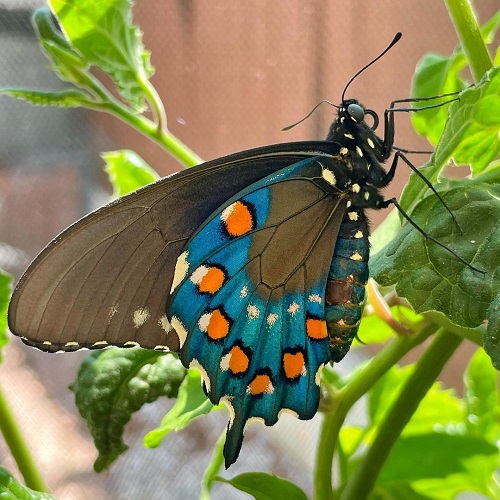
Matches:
[0,383,48,492]
[95,100,203,167]
[314,326,434,499]
[444,0,493,82]
[141,79,168,134]
[340,329,463,500]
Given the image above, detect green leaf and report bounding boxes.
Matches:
[32,8,96,91]
[368,366,465,437]
[464,348,500,441]
[400,69,500,220]
[410,53,468,145]
[70,348,186,472]
[410,472,495,500]
[354,305,422,347]
[143,369,214,447]
[0,88,94,108]
[354,312,396,347]
[339,426,366,458]
[379,433,498,486]
[215,473,308,500]
[103,150,159,197]
[50,0,154,111]
[434,67,500,175]
[0,271,12,358]
[0,468,56,500]
[372,483,434,500]
[372,182,500,329]
[484,294,500,370]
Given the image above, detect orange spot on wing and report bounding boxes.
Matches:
[229,345,250,374]
[206,309,230,340]
[283,351,306,379]
[306,318,327,339]
[223,201,254,237]
[198,266,226,294]
[248,374,273,395]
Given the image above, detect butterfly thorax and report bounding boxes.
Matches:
[325,99,389,211]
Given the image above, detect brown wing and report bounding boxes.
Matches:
[8,141,339,352]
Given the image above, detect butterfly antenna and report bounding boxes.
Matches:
[282,100,339,131]
[342,32,402,102]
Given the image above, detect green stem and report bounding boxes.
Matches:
[141,79,168,133]
[340,329,463,500]
[314,326,434,500]
[444,0,493,82]
[0,382,48,492]
[315,389,349,500]
[96,100,203,167]
[200,431,225,500]
[70,68,202,167]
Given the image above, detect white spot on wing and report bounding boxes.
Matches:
[348,211,359,221]
[154,344,170,351]
[171,251,190,292]
[92,340,108,347]
[315,363,325,385]
[308,294,322,304]
[267,313,278,326]
[220,353,231,371]
[221,396,235,429]
[364,191,370,200]
[247,304,260,319]
[65,341,79,346]
[171,316,188,347]
[287,302,300,316]
[240,285,248,298]
[221,203,236,222]
[108,304,119,324]
[158,315,172,333]
[351,183,360,193]
[367,138,375,148]
[198,312,212,332]
[244,417,265,431]
[344,132,354,139]
[356,146,363,157]
[190,265,209,285]
[190,359,211,392]
[278,408,299,419]
[133,308,150,328]
[124,341,139,347]
[322,169,336,186]
[340,147,348,155]
[354,230,363,238]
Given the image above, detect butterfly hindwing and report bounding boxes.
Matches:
[8,142,339,352]
[167,156,350,466]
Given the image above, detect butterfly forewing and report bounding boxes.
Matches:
[8,142,340,352]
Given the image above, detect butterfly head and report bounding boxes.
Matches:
[326,98,381,152]
[337,99,379,129]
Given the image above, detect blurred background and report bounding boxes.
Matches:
[0,1,498,498]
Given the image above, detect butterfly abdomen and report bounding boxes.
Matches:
[325,206,370,362]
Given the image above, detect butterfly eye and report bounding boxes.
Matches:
[347,103,365,123]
